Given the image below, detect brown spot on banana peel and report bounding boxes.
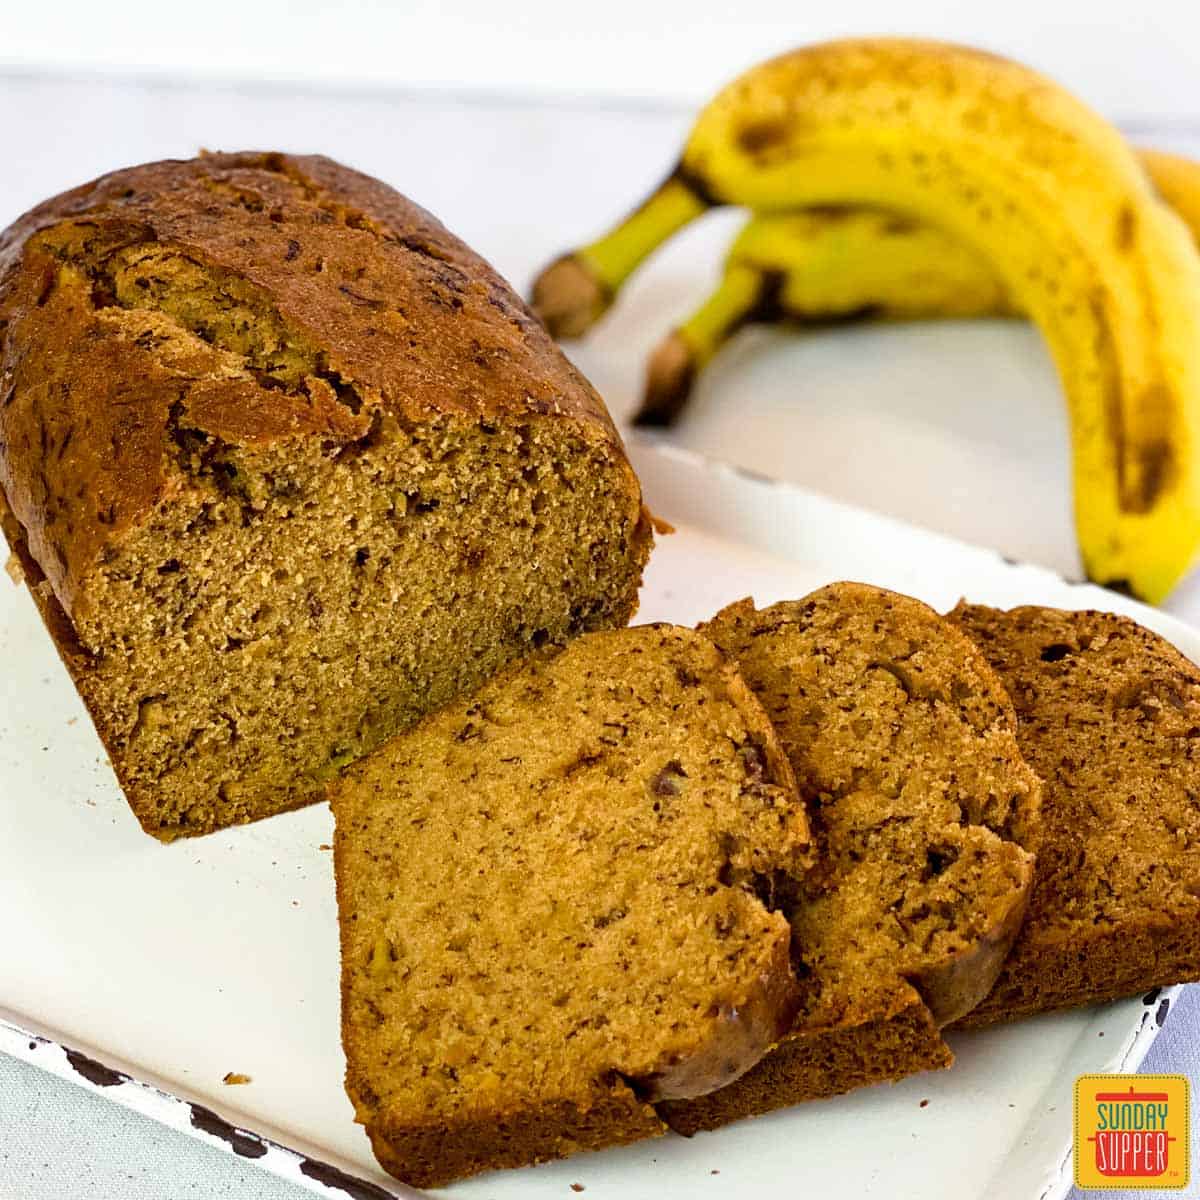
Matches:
[671,161,725,209]
[1131,430,1174,513]
[1115,204,1137,253]
[736,116,795,158]
[796,204,858,226]
[794,304,889,328]
[1085,289,1174,515]
[746,269,789,325]
[741,268,888,329]
[1116,381,1175,515]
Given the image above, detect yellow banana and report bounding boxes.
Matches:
[531,39,1200,602]
[638,149,1200,427]
[1140,149,1200,243]
[638,207,1016,426]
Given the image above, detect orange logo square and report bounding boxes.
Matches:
[1075,1075,1190,1190]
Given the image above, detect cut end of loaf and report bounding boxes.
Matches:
[76,416,649,839]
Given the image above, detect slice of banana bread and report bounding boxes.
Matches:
[950,602,1200,1023]
[0,152,651,839]
[661,585,1039,1134]
[331,624,812,1187]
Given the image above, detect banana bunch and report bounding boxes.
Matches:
[639,150,1200,427]
[531,39,1200,603]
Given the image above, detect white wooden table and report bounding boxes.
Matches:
[0,68,1197,1200]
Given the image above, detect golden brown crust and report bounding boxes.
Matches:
[909,872,1031,1025]
[660,993,951,1136]
[0,153,649,839]
[0,151,627,622]
[0,485,88,680]
[367,1085,663,1190]
[638,905,798,1103]
[955,917,1200,1026]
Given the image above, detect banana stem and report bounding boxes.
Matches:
[680,263,768,369]
[635,263,766,426]
[578,176,710,294]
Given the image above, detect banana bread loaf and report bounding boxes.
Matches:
[0,152,651,839]
[331,624,813,1187]
[661,585,1039,1134]
[950,602,1200,1022]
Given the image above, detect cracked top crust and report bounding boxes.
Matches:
[0,152,625,621]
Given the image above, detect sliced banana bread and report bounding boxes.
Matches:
[661,585,1039,1134]
[950,602,1200,1022]
[0,152,651,839]
[331,624,812,1188]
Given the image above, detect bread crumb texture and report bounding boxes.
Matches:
[951,603,1200,1022]
[0,152,650,838]
[331,624,811,1187]
[663,583,1039,1133]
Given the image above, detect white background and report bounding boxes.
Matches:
[1,4,1199,1199]
[0,0,1197,123]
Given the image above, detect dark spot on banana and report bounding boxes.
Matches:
[747,270,788,324]
[803,204,856,224]
[803,304,888,327]
[1115,204,1137,253]
[736,116,793,157]
[1100,577,1137,599]
[1130,436,1173,513]
[1113,382,1176,514]
[671,162,723,208]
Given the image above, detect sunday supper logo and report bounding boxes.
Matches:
[1074,1075,1190,1189]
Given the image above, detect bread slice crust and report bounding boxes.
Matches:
[950,602,1200,1024]
[662,584,1039,1133]
[331,624,813,1187]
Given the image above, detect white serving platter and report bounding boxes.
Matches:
[0,436,1187,1200]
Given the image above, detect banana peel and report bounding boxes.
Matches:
[638,150,1200,427]
[532,39,1200,603]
